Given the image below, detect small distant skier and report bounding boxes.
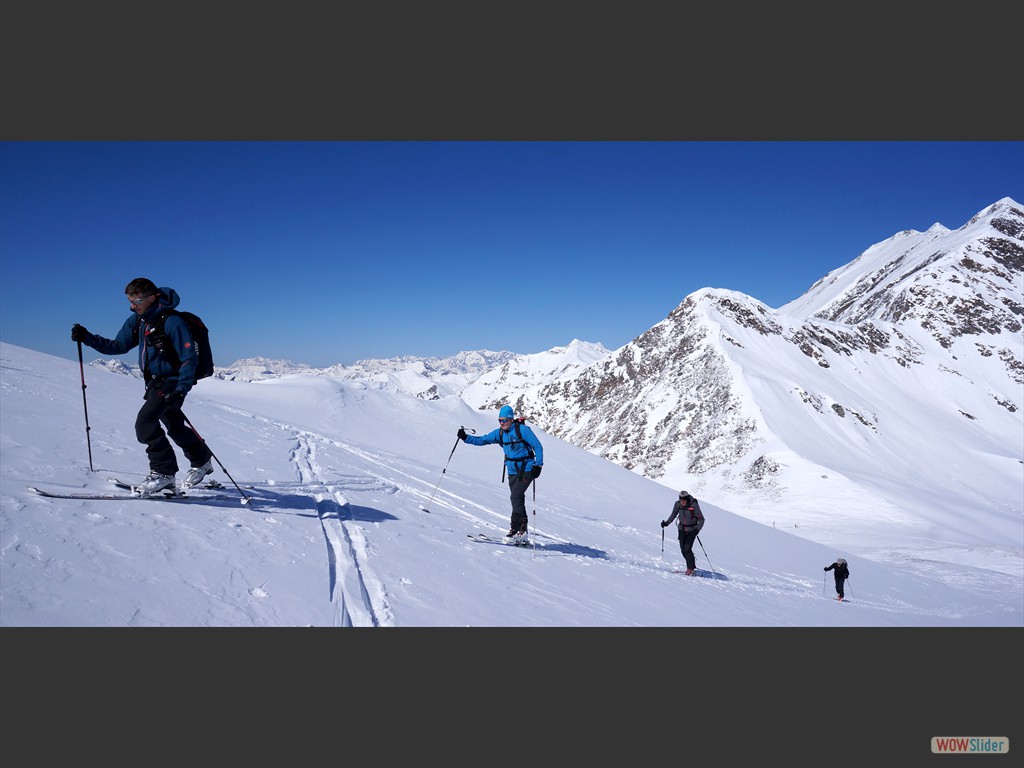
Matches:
[458,404,543,542]
[824,558,850,600]
[662,490,705,575]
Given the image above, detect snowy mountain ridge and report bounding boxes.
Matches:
[515,197,1022,543]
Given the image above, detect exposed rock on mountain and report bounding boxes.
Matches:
[514,198,1022,535]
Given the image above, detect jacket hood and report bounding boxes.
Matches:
[143,287,181,320]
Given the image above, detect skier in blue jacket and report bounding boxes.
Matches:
[458,405,544,540]
[71,277,213,496]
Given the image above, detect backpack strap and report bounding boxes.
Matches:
[146,310,183,368]
[499,419,535,482]
[499,420,534,454]
[134,313,153,383]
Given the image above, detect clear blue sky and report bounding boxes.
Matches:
[2,141,1021,368]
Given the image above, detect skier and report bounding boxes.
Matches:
[71,277,214,496]
[824,558,850,600]
[662,490,705,575]
[458,405,543,541]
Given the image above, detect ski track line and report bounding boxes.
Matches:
[212,407,408,627]
[215,407,510,618]
[215,405,507,531]
[218,406,466,503]
[287,427,515,534]
[306,437,509,527]
[289,431,394,628]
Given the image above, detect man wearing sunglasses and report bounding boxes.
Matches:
[71,277,213,496]
[458,404,544,540]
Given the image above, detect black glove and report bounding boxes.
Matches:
[823,567,828,571]
[163,391,185,412]
[457,427,467,441]
[531,465,542,479]
[71,324,90,343]
[661,520,669,528]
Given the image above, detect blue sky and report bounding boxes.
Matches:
[2,141,1021,368]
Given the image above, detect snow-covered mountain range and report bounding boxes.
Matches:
[93,197,1024,559]
[518,197,1023,539]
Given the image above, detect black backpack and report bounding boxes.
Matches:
[147,310,214,381]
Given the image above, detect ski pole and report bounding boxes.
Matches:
[823,573,827,597]
[661,525,665,559]
[846,579,855,600]
[696,534,716,575]
[422,427,474,512]
[531,479,537,551]
[76,337,94,471]
[181,412,253,505]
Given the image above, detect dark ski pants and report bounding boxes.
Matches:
[834,577,845,599]
[678,530,698,570]
[508,473,534,533]
[136,384,212,476]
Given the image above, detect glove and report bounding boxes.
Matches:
[71,324,90,343]
[457,427,467,441]
[163,391,185,412]
[661,520,669,528]
[823,567,828,571]
[531,465,542,479]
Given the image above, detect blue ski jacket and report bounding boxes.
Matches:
[82,287,201,395]
[465,421,544,477]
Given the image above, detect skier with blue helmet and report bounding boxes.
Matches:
[458,404,544,540]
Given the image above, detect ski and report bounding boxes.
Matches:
[110,477,254,505]
[670,568,718,579]
[27,486,239,503]
[468,533,533,548]
[108,477,225,492]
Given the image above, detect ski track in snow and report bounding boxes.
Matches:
[287,431,394,628]
[200,404,1020,626]
[212,406,398,627]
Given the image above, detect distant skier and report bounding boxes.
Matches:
[824,558,850,600]
[662,490,705,575]
[458,404,543,541]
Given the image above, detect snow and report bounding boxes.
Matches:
[2,342,1019,628]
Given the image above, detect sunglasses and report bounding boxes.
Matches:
[498,418,511,424]
[127,294,155,305]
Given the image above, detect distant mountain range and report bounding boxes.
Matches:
[96,197,1024,540]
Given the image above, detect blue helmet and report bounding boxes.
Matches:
[498,405,514,419]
